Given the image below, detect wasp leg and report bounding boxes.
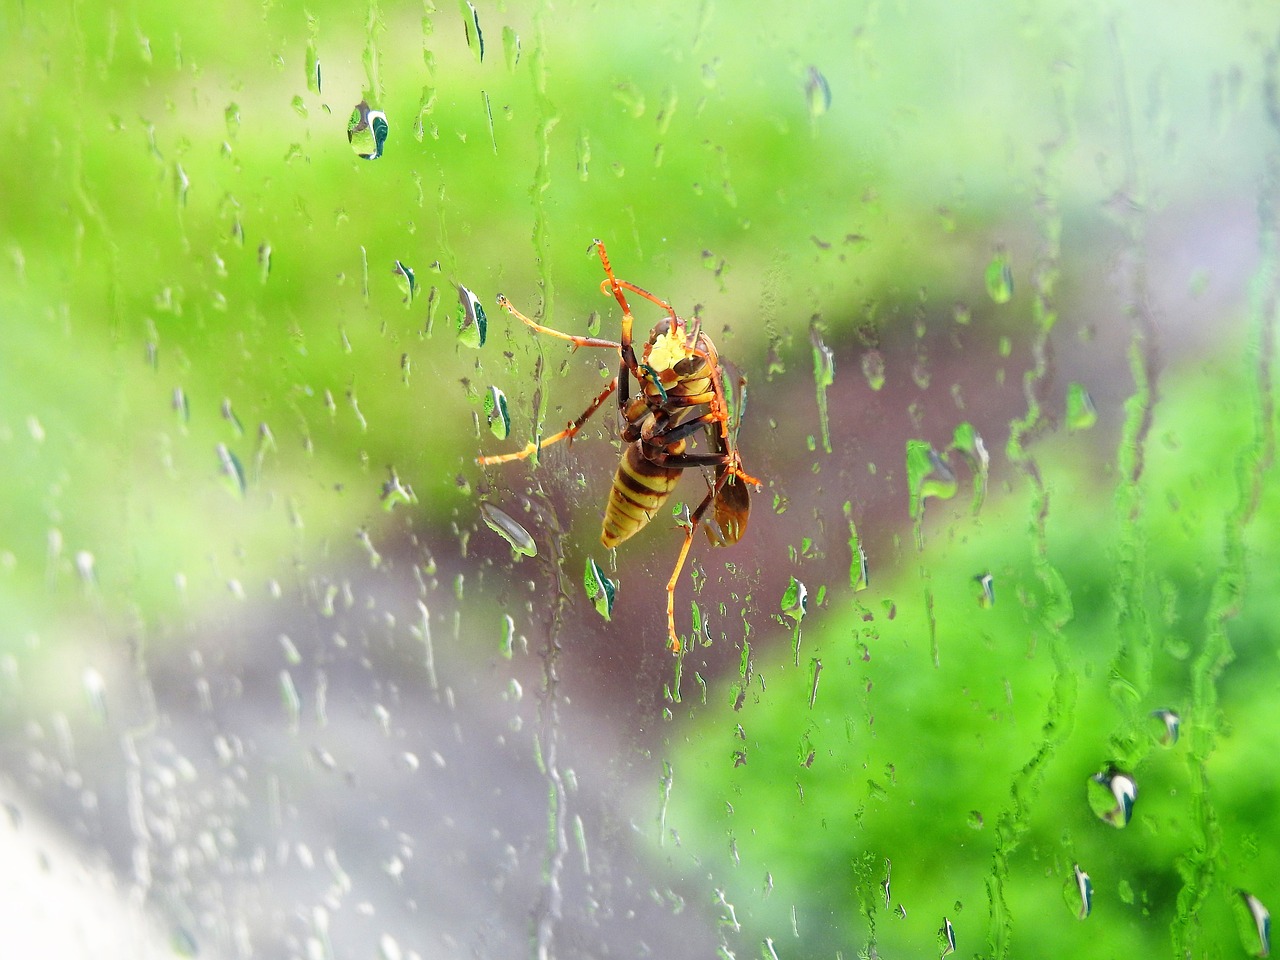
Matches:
[496,294,621,351]
[477,377,619,466]
[642,410,724,449]
[605,278,678,319]
[640,413,761,484]
[592,240,650,390]
[664,479,729,653]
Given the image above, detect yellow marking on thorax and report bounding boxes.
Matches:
[646,328,690,372]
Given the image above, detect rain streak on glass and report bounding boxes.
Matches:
[810,323,835,454]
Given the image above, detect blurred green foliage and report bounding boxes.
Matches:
[671,360,1280,957]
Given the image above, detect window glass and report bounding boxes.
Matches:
[1,2,1276,958]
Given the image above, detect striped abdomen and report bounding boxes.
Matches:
[601,441,681,548]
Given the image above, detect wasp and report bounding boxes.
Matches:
[477,239,760,653]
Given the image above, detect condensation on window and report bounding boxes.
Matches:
[1,1,1277,959]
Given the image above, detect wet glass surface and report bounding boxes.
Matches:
[1,2,1278,957]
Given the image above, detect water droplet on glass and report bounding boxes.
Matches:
[380,467,417,511]
[1065,863,1092,919]
[807,658,822,708]
[1234,890,1271,958]
[479,501,536,558]
[612,81,646,118]
[306,44,321,94]
[278,634,302,665]
[1067,382,1098,431]
[950,422,989,513]
[393,260,416,304]
[347,100,388,160]
[482,90,497,153]
[502,25,521,71]
[218,398,243,436]
[1151,708,1180,745]
[456,284,488,348]
[964,573,991,609]
[501,614,516,659]
[378,932,403,960]
[844,504,869,591]
[75,550,96,587]
[279,670,301,732]
[985,250,1013,304]
[1087,766,1137,827]
[224,102,241,140]
[461,0,484,62]
[173,162,189,206]
[906,440,958,522]
[218,443,246,497]
[576,131,591,181]
[780,576,807,621]
[811,325,835,454]
[83,667,107,722]
[938,917,957,957]
[861,349,886,391]
[170,926,199,957]
[584,557,617,621]
[258,241,272,284]
[172,386,190,423]
[804,66,831,119]
[484,386,511,439]
[255,423,277,479]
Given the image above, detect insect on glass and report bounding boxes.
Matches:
[476,239,760,653]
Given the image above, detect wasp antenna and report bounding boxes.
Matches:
[595,239,618,279]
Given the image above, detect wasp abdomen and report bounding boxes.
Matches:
[601,442,681,548]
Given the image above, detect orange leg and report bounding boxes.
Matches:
[664,477,727,653]
[594,238,678,319]
[599,277,678,319]
[477,377,618,466]
[496,294,621,351]
[592,240,644,380]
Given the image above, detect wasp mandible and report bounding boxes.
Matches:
[476,239,761,653]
